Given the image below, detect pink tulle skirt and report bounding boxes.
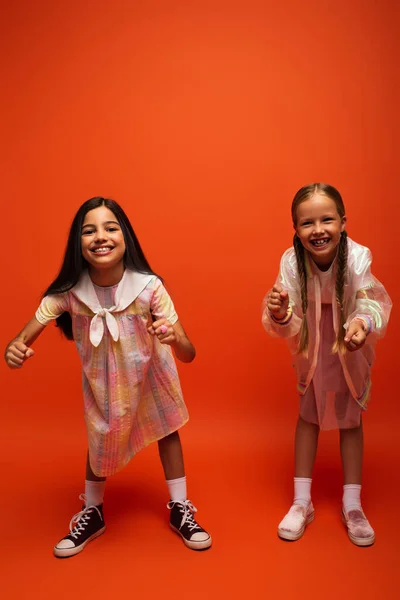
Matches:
[300,304,362,430]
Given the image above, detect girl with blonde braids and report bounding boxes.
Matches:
[262,183,392,546]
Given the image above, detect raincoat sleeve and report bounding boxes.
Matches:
[35,292,70,325]
[345,247,392,338]
[262,248,303,339]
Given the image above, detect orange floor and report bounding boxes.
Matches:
[2,382,398,599]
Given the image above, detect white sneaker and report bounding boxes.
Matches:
[278,502,314,541]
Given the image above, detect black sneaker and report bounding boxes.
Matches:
[53,494,106,558]
[167,500,212,550]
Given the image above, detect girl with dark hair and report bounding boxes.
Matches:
[5,197,211,557]
[262,183,391,546]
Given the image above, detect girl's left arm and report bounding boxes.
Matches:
[345,248,392,338]
[148,278,196,363]
[149,318,196,363]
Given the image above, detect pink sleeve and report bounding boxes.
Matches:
[35,293,70,325]
[150,279,178,325]
[262,248,303,339]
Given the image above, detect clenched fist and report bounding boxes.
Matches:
[344,320,367,352]
[266,285,289,320]
[5,341,35,369]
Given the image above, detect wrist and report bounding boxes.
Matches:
[271,312,286,321]
[353,315,373,335]
[171,336,195,362]
[270,306,292,325]
[170,330,182,346]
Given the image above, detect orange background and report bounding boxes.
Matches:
[1,1,398,598]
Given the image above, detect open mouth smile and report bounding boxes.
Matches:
[91,246,114,255]
[310,238,330,249]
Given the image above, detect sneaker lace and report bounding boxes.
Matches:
[167,500,201,532]
[69,493,102,540]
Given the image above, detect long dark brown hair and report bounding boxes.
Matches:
[43,197,160,340]
[292,183,348,355]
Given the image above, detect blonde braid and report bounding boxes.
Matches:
[293,234,309,355]
[332,230,348,354]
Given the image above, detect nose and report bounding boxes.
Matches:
[94,229,108,243]
[313,222,324,236]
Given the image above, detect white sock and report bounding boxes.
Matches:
[293,477,312,508]
[85,479,106,507]
[166,476,187,502]
[343,484,362,512]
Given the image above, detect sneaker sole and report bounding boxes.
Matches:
[278,511,314,541]
[341,511,375,547]
[170,524,212,551]
[53,526,106,558]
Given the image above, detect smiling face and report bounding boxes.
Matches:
[81,206,126,277]
[294,192,346,268]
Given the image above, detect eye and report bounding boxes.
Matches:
[301,221,312,227]
[82,230,94,235]
[107,227,118,232]
[323,218,333,222]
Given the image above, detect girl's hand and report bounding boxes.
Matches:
[267,285,290,320]
[147,319,176,345]
[344,321,367,352]
[5,341,35,369]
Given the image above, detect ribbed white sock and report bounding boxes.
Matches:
[293,477,312,508]
[166,476,187,502]
[85,479,106,507]
[343,484,362,512]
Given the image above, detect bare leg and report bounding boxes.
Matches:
[340,422,374,545]
[158,431,185,480]
[278,417,319,540]
[86,452,106,482]
[340,422,363,485]
[294,416,320,478]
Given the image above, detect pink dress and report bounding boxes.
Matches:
[36,269,189,477]
[262,238,392,431]
[300,264,362,430]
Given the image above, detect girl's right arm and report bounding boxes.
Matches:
[5,317,46,369]
[5,291,70,369]
[262,248,303,339]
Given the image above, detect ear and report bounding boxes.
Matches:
[340,216,347,232]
